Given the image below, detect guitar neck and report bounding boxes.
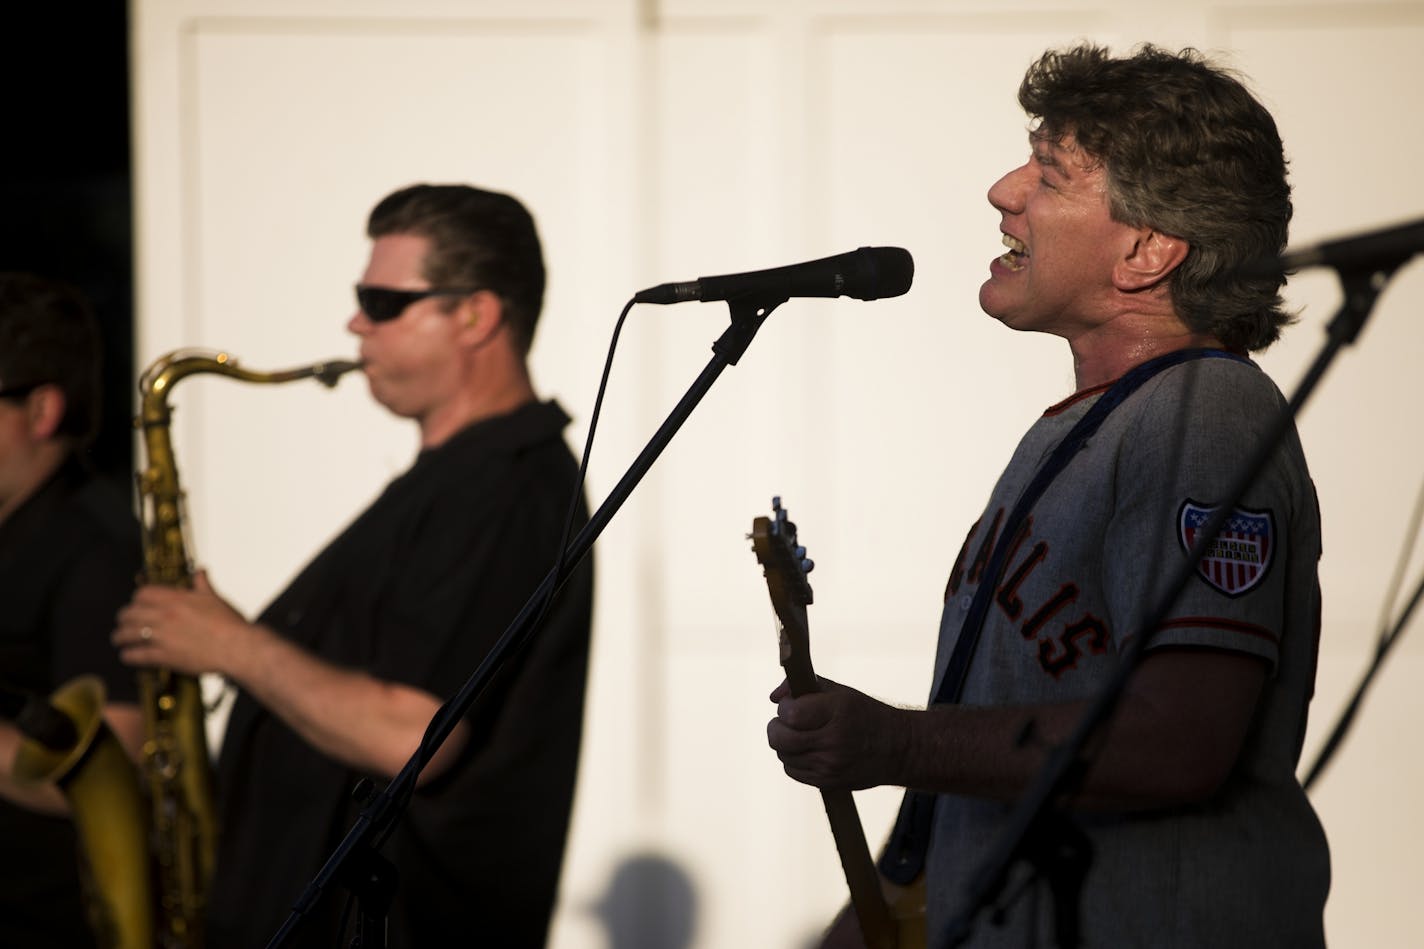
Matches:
[780,610,819,699]
[753,505,899,949]
[822,789,897,949]
[776,604,896,948]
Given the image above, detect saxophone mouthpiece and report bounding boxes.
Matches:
[313,359,364,388]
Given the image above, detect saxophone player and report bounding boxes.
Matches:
[0,273,147,948]
[113,185,594,949]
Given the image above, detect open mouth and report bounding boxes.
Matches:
[998,233,1029,271]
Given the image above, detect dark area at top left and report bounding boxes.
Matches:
[2,2,134,486]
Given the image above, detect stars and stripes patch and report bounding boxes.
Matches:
[1178,500,1275,597]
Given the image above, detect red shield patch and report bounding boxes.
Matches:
[1178,501,1274,597]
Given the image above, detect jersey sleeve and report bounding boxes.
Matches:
[1102,360,1310,671]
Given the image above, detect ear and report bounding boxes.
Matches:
[26,384,67,441]
[1113,228,1189,292]
[453,290,505,350]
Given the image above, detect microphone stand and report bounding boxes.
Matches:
[1303,523,1424,790]
[264,296,778,948]
[941,259,1407,948]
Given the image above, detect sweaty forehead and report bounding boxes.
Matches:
[1029,127,1101,173]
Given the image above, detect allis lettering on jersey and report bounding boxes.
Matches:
[945,507,1109,680]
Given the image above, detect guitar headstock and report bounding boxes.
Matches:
[751,497,818,691]
[750,496,815,606]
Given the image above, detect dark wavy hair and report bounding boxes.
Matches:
[367,184,547,354]
[1019,43,1294,352]
[0,272,102,445]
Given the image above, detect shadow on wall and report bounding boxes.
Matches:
[587,851,697,949]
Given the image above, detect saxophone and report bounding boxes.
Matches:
[14,349,361,949]
[133,349,362,948]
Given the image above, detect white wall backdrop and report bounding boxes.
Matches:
[130,1,1424,946]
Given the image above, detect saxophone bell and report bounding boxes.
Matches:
[0,682,79,750]
[11,677,154,949]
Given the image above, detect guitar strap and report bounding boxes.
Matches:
[878,347,1247,885]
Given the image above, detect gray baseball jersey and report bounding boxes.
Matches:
[926,356,1330,948]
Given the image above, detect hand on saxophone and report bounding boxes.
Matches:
[113,570,254,678]
[115,570,471,781]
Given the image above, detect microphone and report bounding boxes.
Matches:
[1241,216,1424,277]
[635,246,914,305]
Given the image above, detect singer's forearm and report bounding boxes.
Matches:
[894,650,1266,810]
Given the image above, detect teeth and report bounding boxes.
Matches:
[998,233,1028,271]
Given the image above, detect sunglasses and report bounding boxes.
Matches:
[355,285,482,323]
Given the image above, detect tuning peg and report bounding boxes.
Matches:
[801,558,815,574]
